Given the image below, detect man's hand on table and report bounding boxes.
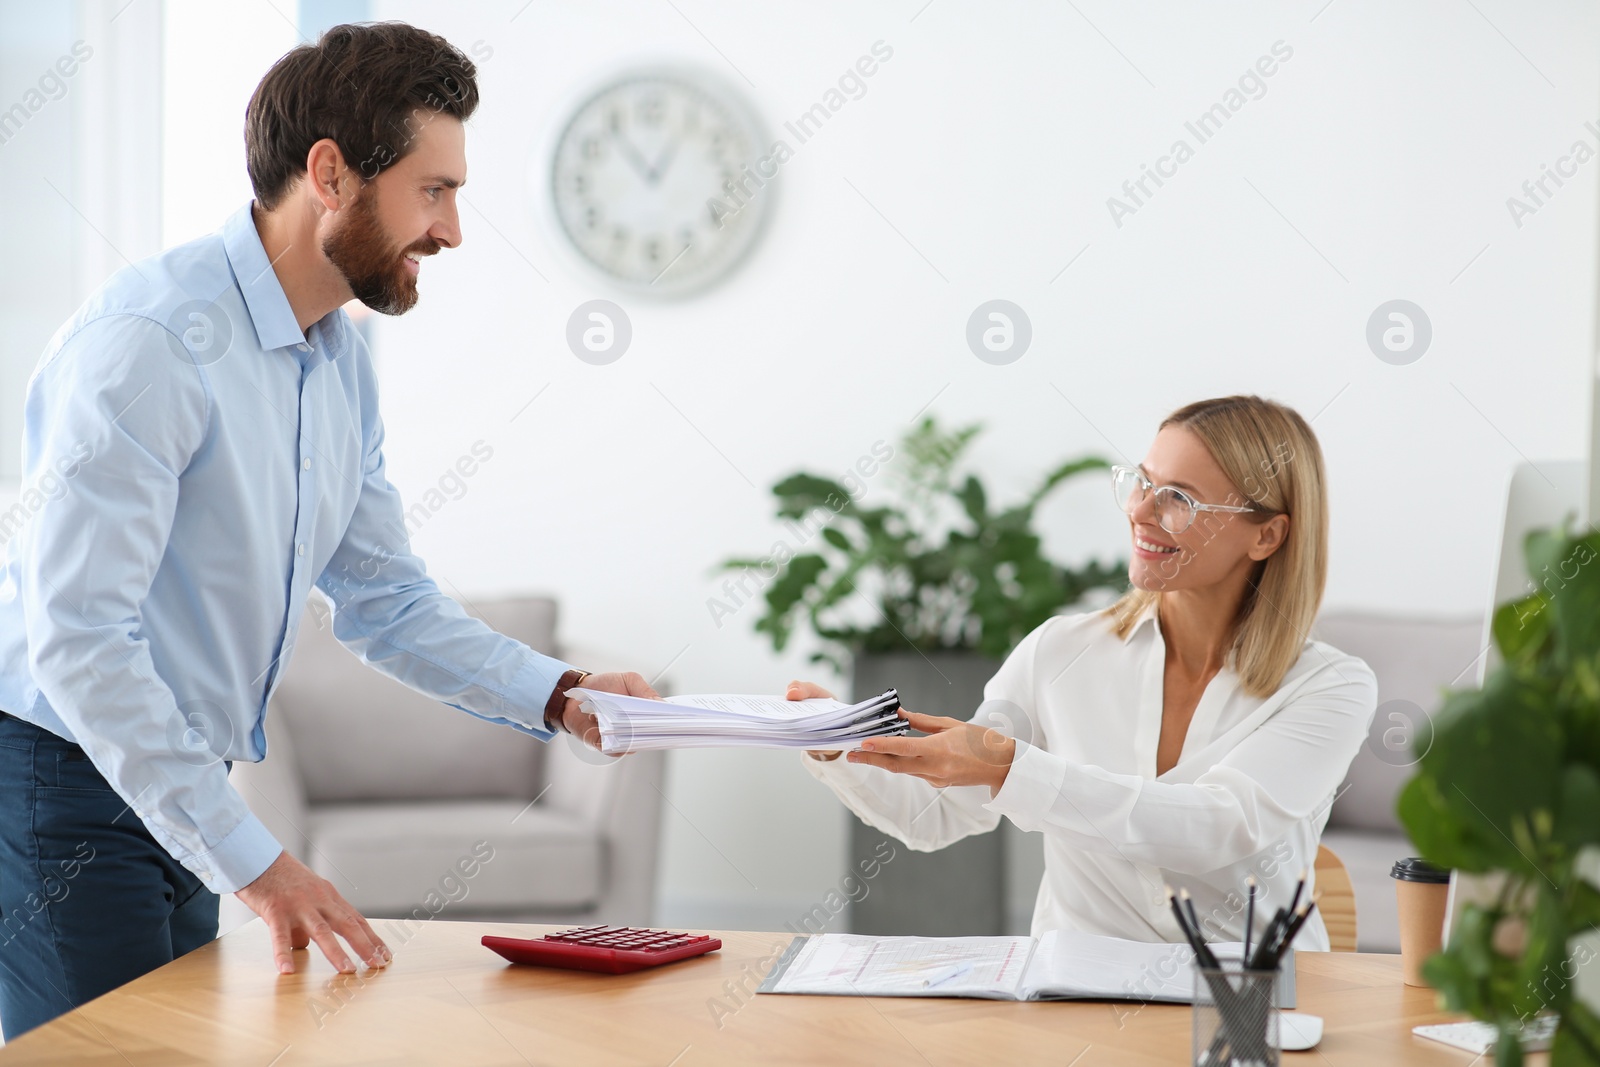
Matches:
[555,671,660,751]
[236,850,391,975]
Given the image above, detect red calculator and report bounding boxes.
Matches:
[481,925,721,974]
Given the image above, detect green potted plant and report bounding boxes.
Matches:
[720,415,1128,672]
[1398,524,1600,1066]
[719,415,1127,936]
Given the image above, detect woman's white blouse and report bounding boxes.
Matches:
[805,600,1378,951]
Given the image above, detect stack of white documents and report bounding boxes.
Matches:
[566,688,906,755]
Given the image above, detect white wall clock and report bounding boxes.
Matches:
[547,67,773,296]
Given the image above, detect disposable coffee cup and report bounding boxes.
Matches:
[1391,858,1450,987]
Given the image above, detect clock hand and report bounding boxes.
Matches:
[609,129,653,181]
[646,139,681,184]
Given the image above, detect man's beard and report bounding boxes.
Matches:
[322,185,437,316]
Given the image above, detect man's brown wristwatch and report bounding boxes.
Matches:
[543,669,591,733]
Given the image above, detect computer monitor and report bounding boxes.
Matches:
[1475,459,1586,686]
[1443,426,1591,948]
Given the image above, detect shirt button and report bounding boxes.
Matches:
[297,343,310,352]
[296,543,306,557]
[302,458,312,471]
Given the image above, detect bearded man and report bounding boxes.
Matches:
[0,22,655,1039]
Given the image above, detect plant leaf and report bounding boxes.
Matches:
[957,475,987,525]
[1493,594,1552,666]
[758,553,829,652]
[1026,455,1112,510]
[772,473,856,519]
[821,526,853,553]
[1555,764,1600,853]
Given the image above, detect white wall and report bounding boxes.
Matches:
[0,0,164,477]
[348,0,1600,928]
[0,1,81,478]
[162,0,297,247]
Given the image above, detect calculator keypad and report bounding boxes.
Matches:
[543,926,711,954]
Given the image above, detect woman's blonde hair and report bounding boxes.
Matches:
[1104,395,1328,698]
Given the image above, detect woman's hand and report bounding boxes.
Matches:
[788,680,1017,793]
[788,680,844,761]
[848,712,1017,796]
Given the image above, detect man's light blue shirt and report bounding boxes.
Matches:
[0,203,573,894]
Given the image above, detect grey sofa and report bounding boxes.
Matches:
[1311,610,1483,952]
[225,594,666,929]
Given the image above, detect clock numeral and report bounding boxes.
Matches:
[572,174,588,195]
[582,137,603,161]
[607,108,623,132]
[637,94,665,125]
[584,205,600,230]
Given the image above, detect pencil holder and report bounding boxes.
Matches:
[1191,962,1279,1067]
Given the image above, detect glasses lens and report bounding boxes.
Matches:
[1154,487,1194,534]
[1113,468,1143,513]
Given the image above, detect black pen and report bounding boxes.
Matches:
[1271,901,1317,968]
[1179,889,1220,970]
[1168,887,1219,969]
[1243,875,1256,964]
[1286,867,1306,915]
[1171,886,1242,1064]
[1166,887,1203,953]
[1249,868,1306,970]
[1247,911,1283,971]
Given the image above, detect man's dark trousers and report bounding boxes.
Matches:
[0,711,219,1040]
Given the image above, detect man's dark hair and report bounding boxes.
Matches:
[245,22,479,210]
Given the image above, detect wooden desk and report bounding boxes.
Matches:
[0,919,1493,1065]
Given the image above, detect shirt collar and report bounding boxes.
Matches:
[1126,596,1161,640]
[223,202,352,362]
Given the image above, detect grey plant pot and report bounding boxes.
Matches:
[847,649,1025,936]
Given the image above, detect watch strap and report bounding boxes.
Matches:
[543,669,591,733]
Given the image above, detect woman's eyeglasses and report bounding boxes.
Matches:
[1110,464,1264,536]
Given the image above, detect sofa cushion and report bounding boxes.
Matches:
[273,595,559,804]
[308,800,602,914]
[1311,611,1482,833]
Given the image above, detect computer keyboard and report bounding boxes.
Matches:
[1412,1016,1556,1054]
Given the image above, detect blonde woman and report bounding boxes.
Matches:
[791,395,1377,951]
